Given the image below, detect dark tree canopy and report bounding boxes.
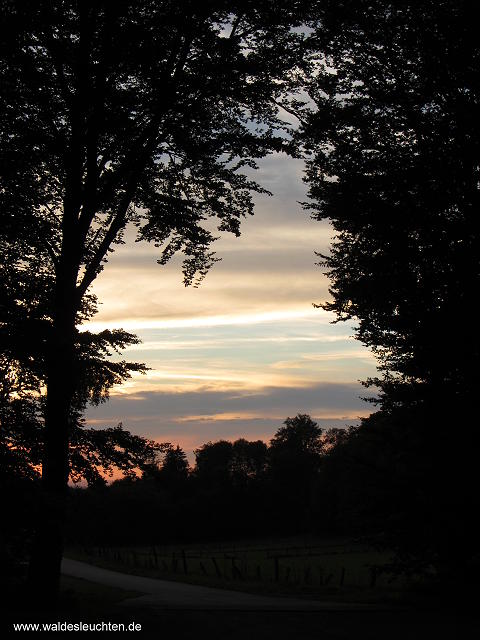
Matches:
[161,445,190,481]
[299,1,480,573]
[194,439,234,485]
[301,0,480,409]
[268,414,323,513]
[65,418,346,547]
[0,243,153,485]
[1,0,308,291]
[194,438,268,487]
[269,414,323,456]
[0,346,162,487]
[230,438,268,486]
[0,0,310,597]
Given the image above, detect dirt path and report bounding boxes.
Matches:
[61,558,379,611]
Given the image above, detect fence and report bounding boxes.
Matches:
[79,542,400,589]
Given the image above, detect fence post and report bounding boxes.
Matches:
[211,557,222,578]
[172,554,178,573]
[182,549,188,575]
[231,559,242,580]
[304,566,311,584]
[273,556,279,582]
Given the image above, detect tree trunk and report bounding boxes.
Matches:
[27,276,77,604]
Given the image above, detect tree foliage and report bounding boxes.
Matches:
[300,1,480,572]
[1,0,308,292]
[301,0,479,408]
[194,438,267,487]
[0,355,162,487]
[0,0,310,481]
[0,1,310,595]
[0,242,153,485]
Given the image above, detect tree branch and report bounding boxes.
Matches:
[228,13,245,40]
[40,236,59,269]
[76,204,128,302]
[273,99,307,126]
[76,18,197,301]
[77,5,116,242]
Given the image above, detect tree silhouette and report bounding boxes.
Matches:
[145,444,190,492]
[161,445,189,480]
[270,414,323,456]
[230,438,268,487]
[0,362,160,488]
[268,414,323,520]
[194,438,268,487]
[0,239,155,485]
[302,0,479,406]
[1,0,309,597]
[300,1,480,570]
[194,440,234,486]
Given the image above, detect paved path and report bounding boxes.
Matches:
[61,558,379,612]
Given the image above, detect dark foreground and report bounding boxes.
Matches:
[3,603,479,639]
[1,573,479,639]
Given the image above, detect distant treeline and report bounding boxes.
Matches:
[1,404,472,583]
[64,411,427,564]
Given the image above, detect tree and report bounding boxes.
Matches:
[268,414,323,518]
[1,0,309,597]
[161,445,190,484]
[302,0,479,404]
[0,340,162,572]
[269,414,323,455]
[142,443,190,490]
[0,240,156,487]
[230,438,268,486]
[0,358,42,482]
[300,1,480,571]
[194,438,268,486]
[194,440,234,485]
[0,365,160,488]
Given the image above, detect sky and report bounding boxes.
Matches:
[85,153,378,461]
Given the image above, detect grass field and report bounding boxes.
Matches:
[67,535,422,604]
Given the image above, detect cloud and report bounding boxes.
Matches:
[86,381,374,460]
[85,152,330,329]
[83,308,324,332]
[84,313,377,398]
[80,151,378,459]
[115,332,354,353]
